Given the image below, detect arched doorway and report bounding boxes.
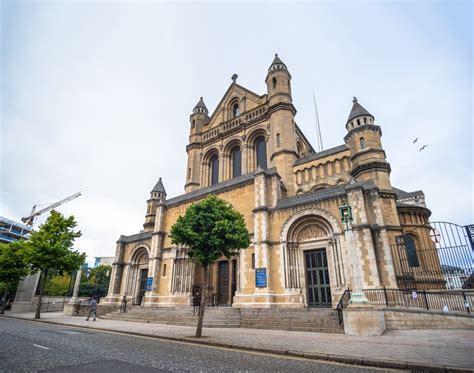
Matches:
[127,247,149,305]
[281,209,344,308]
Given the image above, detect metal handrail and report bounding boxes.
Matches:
[336,289,351,324]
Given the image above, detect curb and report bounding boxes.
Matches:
[1,315,470,372]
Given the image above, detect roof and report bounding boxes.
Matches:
[117,231,152,243]
[273,181,377,211]
[392,187,424,200]
[194,97,208,111]
[268,53,287,71]
[151,178,167,194]
[346,97,373,124]
[294,144,349,166]
[166,168,278,207]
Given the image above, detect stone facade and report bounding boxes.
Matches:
[103,55,436,309]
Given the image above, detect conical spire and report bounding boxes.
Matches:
[193,97,208,114]
[346,97,374,124]
[151,177,166,195]
[268,53,287,71]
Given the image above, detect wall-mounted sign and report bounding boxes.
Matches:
[146,277,153,291]
[255,268,267,288]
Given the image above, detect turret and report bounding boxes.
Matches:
[265,54,292,106]
[344,97,392,190]
[186,97,209,193]
[144,178,167,231]
[265,54,298,196]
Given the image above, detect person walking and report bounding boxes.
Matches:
[85,297,97,321]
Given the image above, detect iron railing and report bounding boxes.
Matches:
[363,287,472,314]
[336,289,351,324]
[40,299,66,312]
[392,221,473,290]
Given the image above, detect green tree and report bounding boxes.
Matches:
[43,272,71,296]
[25,210,85,319]
[0,241,28,313]
[78,265,111,298]
[170,195,250,337]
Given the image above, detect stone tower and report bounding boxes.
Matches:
[344,98,392,191]
[185,97,209,193]
[144,177,167,232]
[265,54,298,195]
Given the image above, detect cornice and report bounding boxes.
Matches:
[350,161,391,178]
[344,124,382,142]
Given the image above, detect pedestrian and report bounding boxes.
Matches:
[85,297,97,321]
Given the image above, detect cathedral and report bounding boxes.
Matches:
[103,54,435,309]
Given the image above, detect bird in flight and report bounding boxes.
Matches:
[419,145,428,151]
[413,138,420,144]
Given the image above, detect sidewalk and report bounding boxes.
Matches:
[2,311,473,371]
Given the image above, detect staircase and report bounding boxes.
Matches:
[240,308,344,334]
[102,306,344,333]
[102,306,241,328]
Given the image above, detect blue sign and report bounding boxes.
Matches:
[146,277,153,291]
[255,268,267,288]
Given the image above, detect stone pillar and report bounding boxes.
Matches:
[252,169,272,305]
[342,186,386,336]
[242,143,249,174]
[145,200,166,306]
[63,269,82,315]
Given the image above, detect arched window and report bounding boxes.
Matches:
[192,119,195,128]
[232,103,240,118]
[209,155,219,185]
[276,133,280,147]
[272,77,277,89]
[360,137,366,150]
[255,136,267,169]
[404,235,420,267]
[364,117,367,124]
[357,119,361,126]
[162,264,167,277]
[231,147,241,178]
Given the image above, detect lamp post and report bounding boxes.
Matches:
[339,204,369,306]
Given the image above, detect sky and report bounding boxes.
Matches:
[1,1,472,265]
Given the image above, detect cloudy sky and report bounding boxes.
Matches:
[1,1,472,265]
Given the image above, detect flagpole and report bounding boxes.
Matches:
[312,87,324,152]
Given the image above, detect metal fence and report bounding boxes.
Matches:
[363,288,472,314]
[393,221,473,290]
[40,299,66,312]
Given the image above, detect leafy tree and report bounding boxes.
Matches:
[43,272,71,296]
[0,241,28,313]
[78,265,111,299]
[170,195,250,337]
[24,210,85,319]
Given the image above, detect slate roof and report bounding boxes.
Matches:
[194,97,208,110]
[272,181,377,211]
[294,144,349,166]
[269,53,286,69]
[392,187,424,200]
[151,178,167,194]
[166,168,278,207]
[347,97,374,124]
[117,231,152,243]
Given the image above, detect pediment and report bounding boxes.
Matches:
[206,83,267,129]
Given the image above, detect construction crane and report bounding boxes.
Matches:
[21,192,82,226]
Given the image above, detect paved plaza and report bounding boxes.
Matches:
[1,312,473,371]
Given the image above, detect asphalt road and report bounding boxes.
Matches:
[0,318,399,372]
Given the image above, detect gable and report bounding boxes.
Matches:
[206,83,267,129]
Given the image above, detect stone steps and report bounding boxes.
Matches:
[101,306,344,333]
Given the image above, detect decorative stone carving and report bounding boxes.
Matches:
[297,225,327,241]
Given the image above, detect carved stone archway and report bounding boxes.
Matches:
[279,209,345,307]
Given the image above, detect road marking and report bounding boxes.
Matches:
[33,344,50,350]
